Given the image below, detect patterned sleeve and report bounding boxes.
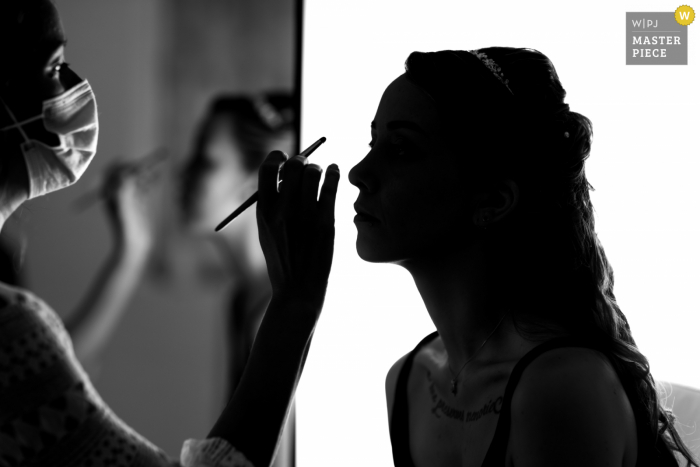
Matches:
[180,438,254,467]
[0,285,179,467]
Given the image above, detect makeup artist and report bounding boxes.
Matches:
[348,49,696,466]
[0,1,338,466]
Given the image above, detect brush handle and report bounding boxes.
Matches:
[214,137,326,232]
[215,192,259,232]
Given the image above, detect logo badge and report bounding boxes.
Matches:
[627,11,690,64]
[675,5,695,25]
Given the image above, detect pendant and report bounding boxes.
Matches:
[451,379,458,396]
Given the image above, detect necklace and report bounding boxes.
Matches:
[448,311,508,396]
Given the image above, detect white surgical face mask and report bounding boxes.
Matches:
[0,80,99,199]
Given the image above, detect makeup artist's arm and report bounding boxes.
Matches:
[208,151,339,467]
[65,163,162,366]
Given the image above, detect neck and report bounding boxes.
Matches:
[400,242,515,372]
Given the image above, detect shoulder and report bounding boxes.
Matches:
[384,334,440,420]
[385,351,412,421]
[515,346,625,400]
[0,282,48,310]
[0,283,49,322]
[509,346,637,466]
[0,284,72,358]
[0,280,23,307]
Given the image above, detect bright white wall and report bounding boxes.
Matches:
[298,1,700,465]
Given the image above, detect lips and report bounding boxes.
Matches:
[353,203,379,224]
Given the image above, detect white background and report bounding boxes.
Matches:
[298,1,700,465]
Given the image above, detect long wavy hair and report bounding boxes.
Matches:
[404,48,697,467]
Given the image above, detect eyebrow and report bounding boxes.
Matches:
[370,120,427,135]
[40,39,68,65]
[48,48,65,63]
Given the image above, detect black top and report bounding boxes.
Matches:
[389,332,678,467]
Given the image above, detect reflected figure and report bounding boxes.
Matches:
[181,94,296,467]
[66,158,165,369]
[347,49,697,466]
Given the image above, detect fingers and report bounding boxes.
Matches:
[278,155,307,215]
[319,164,340,222]
[279,155,307,194]
[258,150,288,207]
[259,149,338,222]
[300,164,323,207]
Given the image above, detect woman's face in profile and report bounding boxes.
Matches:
[348,74,475,264]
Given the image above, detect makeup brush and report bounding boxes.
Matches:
[215,136,327,232]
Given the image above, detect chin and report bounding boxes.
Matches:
[355,227,456,266]
[355,236,407,264]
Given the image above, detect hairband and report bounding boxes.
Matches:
[468,50,513,94]
[466,50,571,139]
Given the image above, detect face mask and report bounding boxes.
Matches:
[0,80,99,199]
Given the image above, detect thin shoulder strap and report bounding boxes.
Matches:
[390,331,440,467]
[481,335,605,466]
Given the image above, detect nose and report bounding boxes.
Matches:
[60,65,83,90]
[348,152,376,194]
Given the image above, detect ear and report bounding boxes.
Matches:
[472,179,519,227]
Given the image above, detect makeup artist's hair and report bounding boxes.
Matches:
[404,48,696,467]
[0,0,57,85]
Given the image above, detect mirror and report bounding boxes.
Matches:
[24,1,300,465]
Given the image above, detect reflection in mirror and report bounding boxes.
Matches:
[165,2,300,466]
